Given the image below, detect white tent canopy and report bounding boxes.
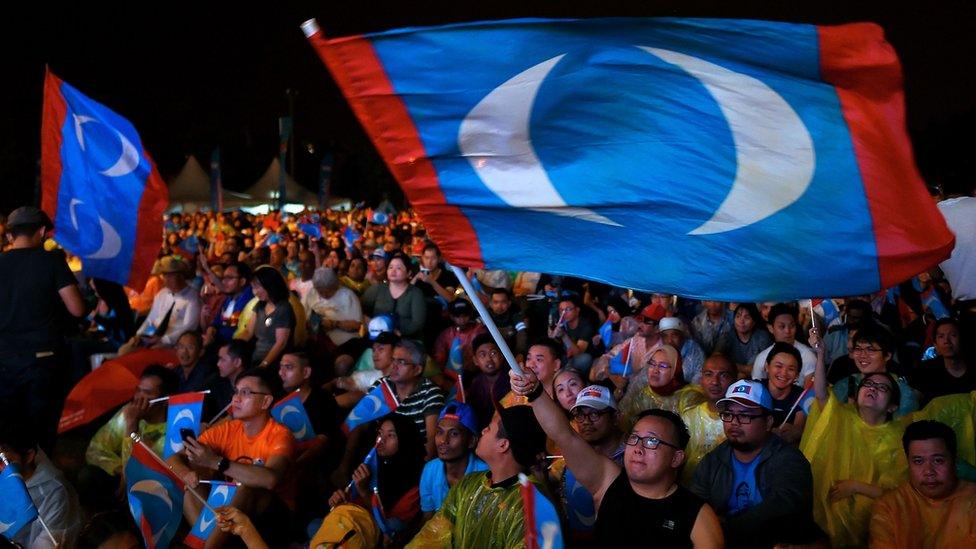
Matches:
[166,156,211,211]
[243,158,319,206]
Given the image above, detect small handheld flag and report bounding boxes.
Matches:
[298,223,323,239]
[0,454,39,540]
[271,391,316,442]
[343,380,399,434]
[125,440,185,549]
[562,465,597,532]
[598,319,613,348]
[519,473,564,549]
[184,481,239,549]
[445,336,467,403]
[608,342,632,377]
[163,392,205,459]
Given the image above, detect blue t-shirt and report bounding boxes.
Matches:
[727,454,763,516]
[419,454,489,512]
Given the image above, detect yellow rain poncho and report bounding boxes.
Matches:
[620,384,704,422]
[915,391,976,465]
[800,394,908,548]
[406,471,544,548]
[680,402,726,485]
[86,408,166,476]
[869,481,976,548]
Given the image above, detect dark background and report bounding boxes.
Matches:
[2,0,973,213]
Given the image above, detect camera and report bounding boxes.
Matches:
[420,267,431,275]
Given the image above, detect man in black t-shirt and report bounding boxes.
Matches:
[550,294,597,374]
[0,206,86,453]
[510,368,724,547]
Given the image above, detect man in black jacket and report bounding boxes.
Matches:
[690,380,821,547]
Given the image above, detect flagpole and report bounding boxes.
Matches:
[149,389,211,405]
[208,402,232,424]
[128,433,218,516]
[448,264,524,376]
[0,452,59,547]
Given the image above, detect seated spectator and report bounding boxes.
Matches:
[301,266,363,350]
[168,367,295,549]
[407,406,550,548]
[69,277,136,383]
[277,351,344,467]
[659,317,707,385]
[238,265,296,368]
[681,354,737,484]
[823,299,873,366]
[77,510,142,549]
[333,315,395,380]
[80,364,178,512]
[870,420,976,548]
[519,338,565,403]
[620,345,705,419]
[174,331,213,393]
[750,303,817,384]
[723,303,772,378]
[0,421,82,548]
[201,261,253,351]
[288,250,316,299]
[328,414,426,545]
[691,300,732,356]
[803,328,907,547]
[411,242,459,348]
[550,294,597,374]
[205,339,251,422]
[419,403,488,520]
[466,333,511,431]
[509,369,723,547]
[432,299,487,377]
[832,325,918,418]
[761,342,808,445]
[120,255,201,354]
[690,380,818,547]
[552,384,626,544]
[910,318,975,406]
[339,256,371,297]
[552,367,586,412]
[333,331,399,407]
[362,253,427,341]
[381,339,444,458]
[486,287,529,363]
[589,303,667,394]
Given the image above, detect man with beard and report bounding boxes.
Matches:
[689,380,817,547]
[419,402,488,520]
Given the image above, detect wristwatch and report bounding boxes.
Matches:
[216,457,231,473]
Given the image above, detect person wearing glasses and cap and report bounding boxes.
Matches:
[509,368,724,547]
[689,379,818,548]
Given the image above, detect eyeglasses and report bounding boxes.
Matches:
[852,346,882,354]
[859,379,892,393]
[232,388,271,398]
[625,434,679,450]
[647,360,672,371]
[392,357,417,367]
[719,412,767,424]
[572,409,609,423]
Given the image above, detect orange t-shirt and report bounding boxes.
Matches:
[199,417,295,467]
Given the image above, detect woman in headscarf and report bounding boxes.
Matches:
[326,414,426,545]
[619,344,705,421]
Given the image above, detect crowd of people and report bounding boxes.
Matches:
[0,189,974,548]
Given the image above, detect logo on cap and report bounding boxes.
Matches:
[732,385,752,395]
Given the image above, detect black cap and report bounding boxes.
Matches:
[7,206,52,229]
[498,405,547,469]
[373,332,400,346]
[448,299,474,316]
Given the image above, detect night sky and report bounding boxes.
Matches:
[2,1,973,214]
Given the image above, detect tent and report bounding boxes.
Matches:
[243,158,319,207]
[166,155,251,212]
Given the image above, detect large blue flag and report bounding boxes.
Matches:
[0,461,38,540]
[519,474,564,549]
[271,391,316,442]
[184,481,238,549]
[305,18,954,301]
[343,379,399,434]
[163,392,205,459]
[125,442,185,549]
[41,69,168,288]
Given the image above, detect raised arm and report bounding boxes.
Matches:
[809,327,828,406]
[510,369,620,506]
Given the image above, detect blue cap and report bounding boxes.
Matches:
[438,402,479,435]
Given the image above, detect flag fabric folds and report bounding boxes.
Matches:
[0,460,39,540]
[562,465,597,532]
[271,391,316,443]
[608,342,632,377]
[519,474,564,549]
[305,17,954,301]
[41,69,167,288]
[184,481,239,549]
[125,442,185,549]
[342,379,399,434]
[163,392,205,458]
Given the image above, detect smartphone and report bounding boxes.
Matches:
[180,428,196,442]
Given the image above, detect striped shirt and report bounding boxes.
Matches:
[371,376,444,440]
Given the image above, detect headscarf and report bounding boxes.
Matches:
[646,344,685,396]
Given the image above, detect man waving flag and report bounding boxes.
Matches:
[303,17,953,301]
